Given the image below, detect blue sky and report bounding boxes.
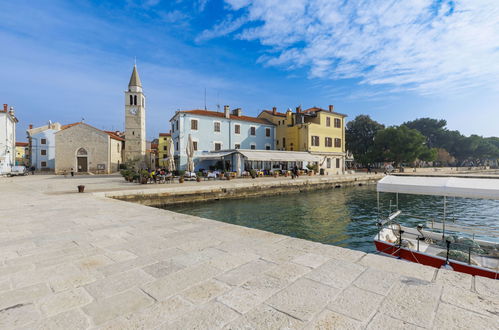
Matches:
[1,0,498,141]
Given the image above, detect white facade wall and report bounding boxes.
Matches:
[0,111,16,174]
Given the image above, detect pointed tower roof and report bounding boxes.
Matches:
[128,64,142,88]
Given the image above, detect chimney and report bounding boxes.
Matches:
[232,108,242,117]
[224,105,230,119]
[295,106,302,113]
[272,107,277,115]
[3,104,7,112]
[29,124,33,129]
[329,105,334,112]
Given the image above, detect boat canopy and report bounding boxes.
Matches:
[377,176,499,200]
[238,150,321,162]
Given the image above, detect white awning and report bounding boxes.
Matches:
[377,175,499,200]
[238,150,321,162]
[196,151,234,160]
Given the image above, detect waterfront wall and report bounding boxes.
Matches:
[107,174,383,207]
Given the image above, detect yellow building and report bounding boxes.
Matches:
[157,133,172,167]
[15,142,29,166]
[258,105,347,175]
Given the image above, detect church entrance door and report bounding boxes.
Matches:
[77,157,87,172]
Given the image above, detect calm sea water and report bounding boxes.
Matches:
[163,185,499,253]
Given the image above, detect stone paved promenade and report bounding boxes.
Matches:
[0,175,497,329]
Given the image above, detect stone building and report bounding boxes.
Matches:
[0,104,18,174]
[124,65,146,163]
[55,122,123,174]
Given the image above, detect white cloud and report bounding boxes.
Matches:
[213,0,499,94]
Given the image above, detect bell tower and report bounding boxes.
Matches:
[124,64,146,163]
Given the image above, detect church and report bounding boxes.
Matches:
[54,65,146,174]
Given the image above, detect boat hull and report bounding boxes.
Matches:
[374,239,498,280]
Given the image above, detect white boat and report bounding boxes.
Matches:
[374,176,499,279]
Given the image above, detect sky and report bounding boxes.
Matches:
[1,0,498,142]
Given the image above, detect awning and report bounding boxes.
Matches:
[238,150,321,162]
[377,175,499,200]
[196,151,234,160]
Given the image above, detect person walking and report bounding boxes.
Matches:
[70,168,74,177]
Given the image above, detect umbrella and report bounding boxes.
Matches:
[235,153,241,176]
[167,139,175,172]
[186,134,195,174]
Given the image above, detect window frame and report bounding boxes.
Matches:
[334,118,341,128]
[265,127,271,137]
[213,121,221,133]
[40,149,47,156]
[213,142,222,151]
[234,124,241,135]
[334,138,342,148]
[250,126,256,136]
[265,143,271,150]
[41,138,47,145]
[190,119,198,131]
[234,143,240,149]
[311,135,320,147]
[325,137,333,147]
[326,117,331,127]
[336,158,340,168]
[250,143,256,150]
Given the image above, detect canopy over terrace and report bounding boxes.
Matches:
[377,175,499,200]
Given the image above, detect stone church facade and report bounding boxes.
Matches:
[54,123,123,174]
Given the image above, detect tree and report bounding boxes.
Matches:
[373,125,436,166]
[403,118,447,148]
[346,115,384,166]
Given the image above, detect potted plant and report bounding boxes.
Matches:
[139,170,149,184]
[250,169,257,179]
[178,170,185,183]
[273,171,278,178]
[196,171,203,182]
[77,185,85,193]
[225,172,231,180]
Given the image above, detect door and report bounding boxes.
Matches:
[77,157,87,172]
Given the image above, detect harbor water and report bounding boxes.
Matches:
[164,185,499,253]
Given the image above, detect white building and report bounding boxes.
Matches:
[0,104,18,174]
[27,121,62,171]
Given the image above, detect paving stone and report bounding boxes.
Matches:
[305,309,363,329]
[224,304,304,330]
[82,288,154,325]
[206,252,260,272]
[217,275,288,313]
[316,245,366,263]
[142,263,222,300]
[99,295,193,329]
[73,254,115,273]
[475,275,499,299]
[433,303,498,330]
[435,268,473,290]
[440,283,499,317]
[266,278,340,322]
[0,263,34,278]
[12,263,80,289]
[49,269,97,293]
[0,279,10,292]
[291,253,331,268]
[0,283,51,310]
[104,250,138,263]
[85,268,155,299]
[379,277,442,328]
[367,313,424,329]
[169,247,226,267]
[0,303,41,328]
[216,259,277,286]
[97,256,157,276]
[358,253,435,281]
[182,279,231,304]
[27,309,90,330]
[165,301,240,330]
[352,267,400,295]
[265,262,311,282]
[255,244,306,264]
[142,260,185,278]
[328,286,384,322]
[305,259,366,289]
[38,287,93,317]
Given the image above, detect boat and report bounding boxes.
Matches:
[374,176,499,279]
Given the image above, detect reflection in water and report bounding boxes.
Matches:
[162,185,499,253]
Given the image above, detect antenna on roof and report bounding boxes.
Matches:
[204,88,207,110]
[216,91,220,112]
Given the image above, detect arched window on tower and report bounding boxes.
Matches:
[77,148,88,156]
[142,97,144,107]
[129,95,133,105]
[134,95,137,105]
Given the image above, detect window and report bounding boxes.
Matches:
[163,146,167,151]
[176,120,179,131]
[235,124,240,134]
[276,140,279,146]
[265,144,271,150]
[334,138,342,148]
[250,126,256,136]
[129,95,133,105]
[326,117,331,127]
[265,128,271,137]
[336,158,340,168]
[77,148,87,155]
[311,136,320,146]
[214,142,221,151]
[191,119,198,130]
[250,144,256,150]
[41,138,47,145]
[327,158,331,168]
[134,95,137,105]
[41,149,47,156]
[214,122,220,132]
[193,141,198,151]
[334,118,341,128]
[282,137,286,148]
[325,137,333,147]
[41,161,47,167]
[176,142,179,151]
[235,144,240,149]
[171,123,175,132]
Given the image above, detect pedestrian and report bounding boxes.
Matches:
[70,168,74,177]
[30,166,35,175]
